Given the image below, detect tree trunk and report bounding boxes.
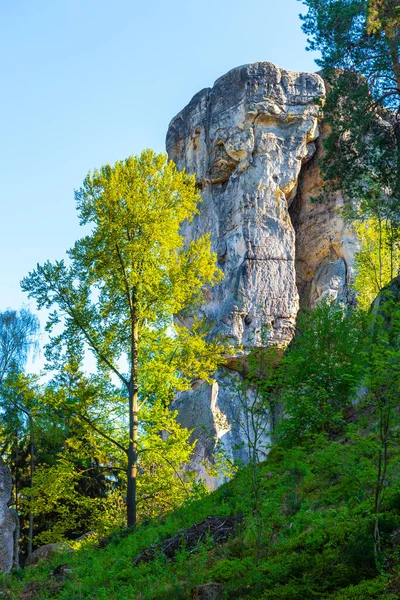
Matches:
[127,384,138,528]
[378,213,383,290]
[373,403,390,563]
[386,34,400,92]
[14,427,19,515]
[127,314,139,528]
[27,415,34,561]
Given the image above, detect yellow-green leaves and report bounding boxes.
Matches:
[71,150,220,325]
[21,149,226,529]
[367,0,400,37]
[353,217,400,309]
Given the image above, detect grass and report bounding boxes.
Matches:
[2,432,400,599]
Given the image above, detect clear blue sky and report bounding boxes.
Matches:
[0,0,318,317]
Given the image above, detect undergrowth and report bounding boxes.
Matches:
[2,426,400,600]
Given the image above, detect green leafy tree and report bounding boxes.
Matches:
[277,300,364,443]
[300,0,400,99]
[353,216,400,308]
[228,344,280,565]
[1,372,117,555]
[366,286,400,562]
[0,308,39,385]
[0,310,39,561]
[26,366,203,545]
[21,150,224,527]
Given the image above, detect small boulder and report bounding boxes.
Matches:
[25,542,72,567]
[190,583,224,600]
[74,531,95,542]
[51,563,73,578]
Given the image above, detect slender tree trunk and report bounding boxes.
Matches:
[14,427,19,515]
[27,415,34,561]
[389,222,394,281]
[127,384,138,528]
[378,214,383,290]
[373,403,390,562]
[127,313,139,528]
[386,34,400,91]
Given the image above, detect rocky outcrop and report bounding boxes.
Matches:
[191,583,224,599]
[172,369,271,488]
[167,62,325,349]
[25,542,72,567]
[167,62,358,487]
[371,275,400,327]
[0,456,17,573]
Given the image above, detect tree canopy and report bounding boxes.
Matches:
[21,150,225,527]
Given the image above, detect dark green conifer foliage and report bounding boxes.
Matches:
[299,0,400,215]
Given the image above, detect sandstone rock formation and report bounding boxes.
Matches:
[0,456,17,573]
[371,275,400,322]
[167,62,325,349]
[290,122,358,308]
[167,62,358,487]
[172,368,271,488]
[190,583,224,599]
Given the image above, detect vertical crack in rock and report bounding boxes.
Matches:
[289,121,359,309]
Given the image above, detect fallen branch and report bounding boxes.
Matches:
[132,515,243,565]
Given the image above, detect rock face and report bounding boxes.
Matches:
[167,62,325,349]
[0,456,17,573]
[371,275,400,324]
[290,121,358,308]
[172,369,271,488]
[167,62,358,487]
[190,583,224,599]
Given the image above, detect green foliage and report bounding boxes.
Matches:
[331,577,398,599]
[3,417,400,599]
[299,0,400,268]
[2,297,400,598]
[0,308,39,385]
[21,149,226,527]
[3,144,399,598]
[277,300,364,443]
[299,0,400,110]
[353,217,400,308]
[22,150,223,400]
[24,461,124,545]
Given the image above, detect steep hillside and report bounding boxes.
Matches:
[2,420,400,600]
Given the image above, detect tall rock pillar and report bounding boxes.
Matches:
[167,62,325,349]
[166,62,326,487]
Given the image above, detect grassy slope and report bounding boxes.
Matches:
[2,432,400,600]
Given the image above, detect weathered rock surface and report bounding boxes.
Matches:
[0,456,17,573]
[172,369,271,489]
[290,121,358,308]
[167,62,325,349]
[371,275,400,328]
[167,62,358,487]
[25,542,72,567]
